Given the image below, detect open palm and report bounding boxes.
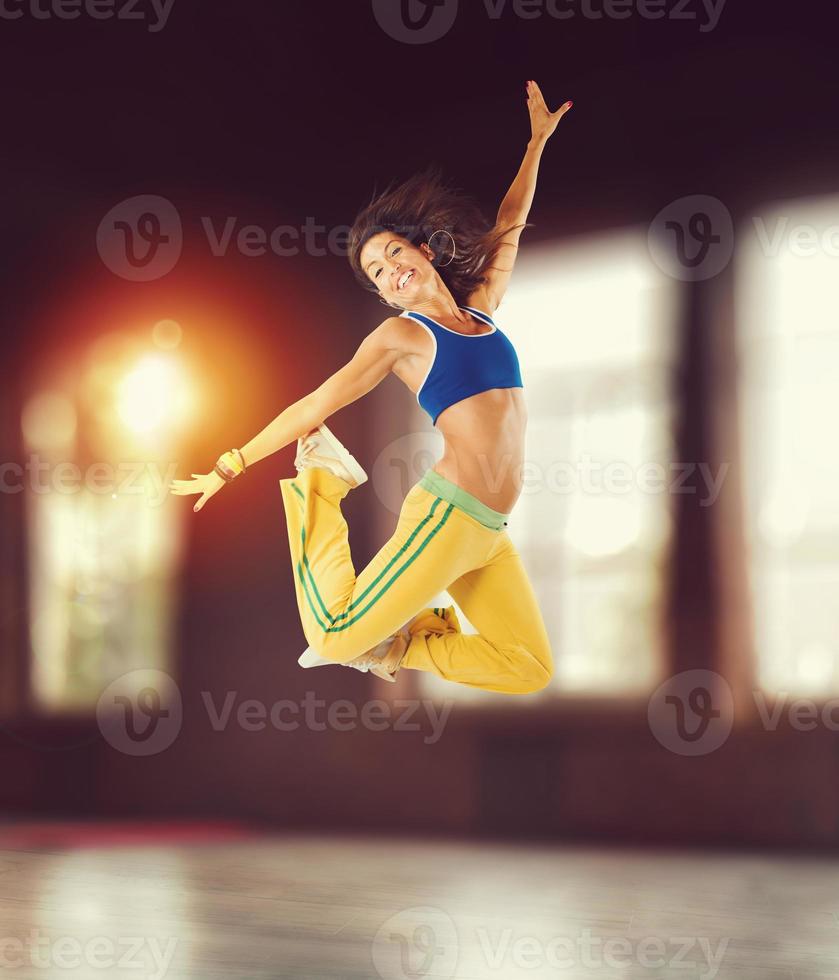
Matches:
[169,470,225,512]
[526,79,572,143]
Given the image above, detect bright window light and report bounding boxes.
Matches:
[738,194,839,695]
[22,330,189,711]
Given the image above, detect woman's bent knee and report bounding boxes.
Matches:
[309,630,371,665]
[518,648,553,693]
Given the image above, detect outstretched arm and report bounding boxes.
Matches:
[170,318,402,511]
[240,319,400,467]
[479,80,573,312]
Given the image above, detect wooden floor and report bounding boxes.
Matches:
[2,834,839,979]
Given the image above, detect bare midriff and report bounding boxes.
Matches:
[431,387,528,514]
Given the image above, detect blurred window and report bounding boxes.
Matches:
[737,196,839,695]
[22,336,190,710]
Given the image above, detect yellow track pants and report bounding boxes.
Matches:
[279,466,553,694]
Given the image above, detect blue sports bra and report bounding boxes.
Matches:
[399,305,524,425]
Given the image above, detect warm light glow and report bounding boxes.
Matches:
[153,318,183,349]
[116,353,192,436]
[21,391,77,452]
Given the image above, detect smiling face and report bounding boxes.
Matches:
[359,231,437,309]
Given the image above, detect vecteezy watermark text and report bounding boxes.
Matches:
[372,908,730,980]
[0,455,177,507]
[500,455,729,506]
[97,196,356,280]
[752,215,839,258]
[475,927,728,977]
[372,0,728,45]
[95,672,455,756]
[0,0,176,32]
[0,930,177,980]
[201,691,452,746]
[201,216,350,259]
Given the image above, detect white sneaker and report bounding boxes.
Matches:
[298,648,337,669]
[298,625,411,684]
[294,423,368,489]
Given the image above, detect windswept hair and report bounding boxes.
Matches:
[347,165,529,308]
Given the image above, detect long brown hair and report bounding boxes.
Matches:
[347,165,529,308]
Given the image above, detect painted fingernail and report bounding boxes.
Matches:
[567,101,574,107]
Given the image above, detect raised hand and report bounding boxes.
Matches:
[169,470,226,513]
[526,79,573,145]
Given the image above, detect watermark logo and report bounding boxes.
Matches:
[371,432,445,516]
[372,0,458,44]
[95,682,453,757]
[97,199,356,280]
[373,0,728,43]
[97,195,182,281]
[647,669,734,756]
[648,194,734,281]
[372,906,459,980]
[372,914,729,979]
[97,669,182,756]
[370,433,730,515]
[202,691,452,746]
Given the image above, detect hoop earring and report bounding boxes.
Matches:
[427,229,456,267]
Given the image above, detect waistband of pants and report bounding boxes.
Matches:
[418,468,510,531]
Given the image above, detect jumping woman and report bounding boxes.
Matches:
[170,80,573,694]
